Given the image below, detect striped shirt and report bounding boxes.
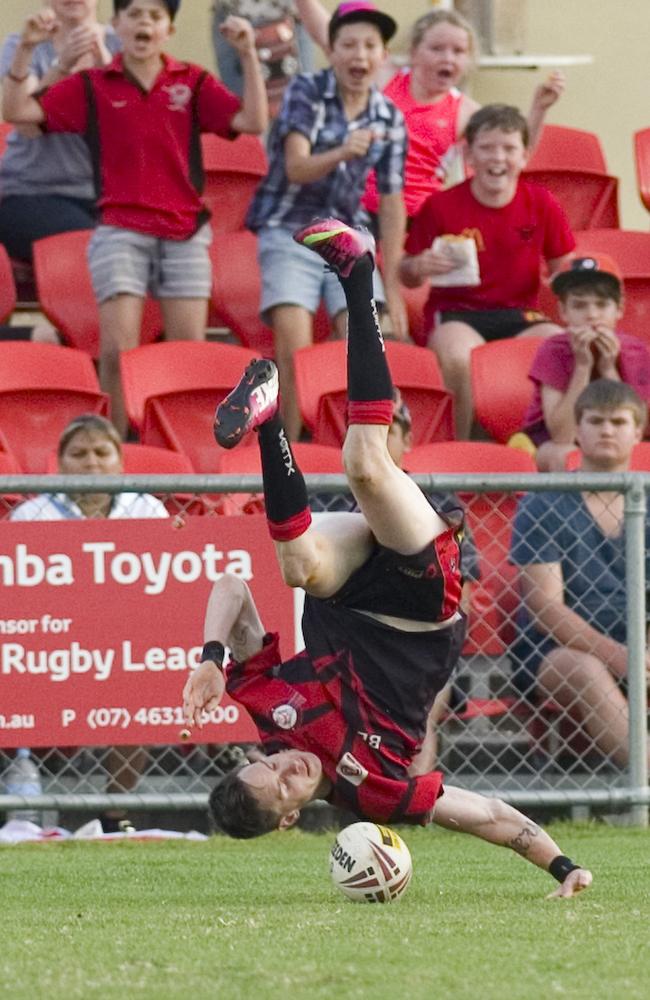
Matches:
[247,67,406,231]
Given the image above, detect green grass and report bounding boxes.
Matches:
[1,823,648,1000]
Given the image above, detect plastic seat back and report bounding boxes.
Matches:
[525,124,608,173]
[0,244,17,322]
[573,228,650,347]
[294,340,452,445]
[121,342,258,472]
[120,340,258,430]
[33,230,163,358]
[209,230,331,355]
[523,170,619,231]
[471,337,545,443]
[209,230,275,355]
[0,342,109,472]
[200,134,268,234]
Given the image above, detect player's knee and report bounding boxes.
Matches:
[277,550,319,589]
[343,435,390,488]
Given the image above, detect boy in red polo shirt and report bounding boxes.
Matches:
[399,103,575,439]
[3,0,268,435]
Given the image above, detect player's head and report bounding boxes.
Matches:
[387,388,412,467]
[574,379,645,470]
[552,254,624,331]
[113,0,180,23]
[208,750,325,838]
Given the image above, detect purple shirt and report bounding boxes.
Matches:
[522,331,650,443]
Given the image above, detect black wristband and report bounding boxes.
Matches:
[549,854,580,883]
[201,640,225,667]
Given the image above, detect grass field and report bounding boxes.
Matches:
[1,822,648,1000]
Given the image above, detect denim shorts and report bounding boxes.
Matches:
[88,224,213,303]
[257,225,385,323]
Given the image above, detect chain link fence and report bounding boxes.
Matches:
[0,471,648,828]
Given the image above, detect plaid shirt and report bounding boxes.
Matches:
[247,67,406,231]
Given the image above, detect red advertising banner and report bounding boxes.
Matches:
[0,516,296,748]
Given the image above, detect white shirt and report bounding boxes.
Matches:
[9,492,169,521]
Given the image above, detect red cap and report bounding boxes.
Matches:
[328,2,398,44]
[551,253,623,295]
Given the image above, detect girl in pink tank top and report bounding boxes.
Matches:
[363,9,479,220]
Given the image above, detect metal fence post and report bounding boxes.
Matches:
[624,476,649,826]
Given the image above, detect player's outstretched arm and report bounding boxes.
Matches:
[434,785,592,898]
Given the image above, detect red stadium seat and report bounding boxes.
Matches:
[120,341,258,471]
[0,342,109,472]
[0,243,17,322]
[200,133,267,234]
[209,229,331,356]
[294,340,454,446]
[525,124,608,174]
[470,337,545,444]
[572,229,650,348]
[522,169,620,231]
[32,229,163,359]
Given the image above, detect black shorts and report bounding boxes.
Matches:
[437,308,550,343]
[299,597,467,740]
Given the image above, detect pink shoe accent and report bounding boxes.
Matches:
[293,217,375,277]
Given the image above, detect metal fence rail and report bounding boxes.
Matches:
[1,471,648,825]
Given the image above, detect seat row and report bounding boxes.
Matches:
[0,337,532,474]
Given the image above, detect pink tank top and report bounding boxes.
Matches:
[363,70,463,218]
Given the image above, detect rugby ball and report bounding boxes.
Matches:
[329,822,413,903]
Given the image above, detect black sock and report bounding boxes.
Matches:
[258,414,311,540]
[340,256,393,404]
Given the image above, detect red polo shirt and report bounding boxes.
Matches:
[38,54,241,240]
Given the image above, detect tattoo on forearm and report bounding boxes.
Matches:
[508,821,541,856]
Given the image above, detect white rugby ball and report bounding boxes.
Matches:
[329,821,413,903]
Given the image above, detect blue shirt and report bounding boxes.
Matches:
[510,488,650,647]
[247,67,406,231]
[0,29,121,199]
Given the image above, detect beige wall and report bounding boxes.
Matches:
[3,1,650,227]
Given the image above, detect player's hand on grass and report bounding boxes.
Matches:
[182,660,225,729]
[546,867,593,899]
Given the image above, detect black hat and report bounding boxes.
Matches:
[328,2,398,45]
[551,254,622,297]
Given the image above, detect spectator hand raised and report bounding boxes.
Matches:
[532,70,566,112]
[20,8,58,48]
[220,15,256,56]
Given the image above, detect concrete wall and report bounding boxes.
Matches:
[3,1,649,226]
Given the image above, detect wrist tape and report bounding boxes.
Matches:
[549,855,580,883]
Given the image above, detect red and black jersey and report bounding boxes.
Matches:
[226,595,466,825]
